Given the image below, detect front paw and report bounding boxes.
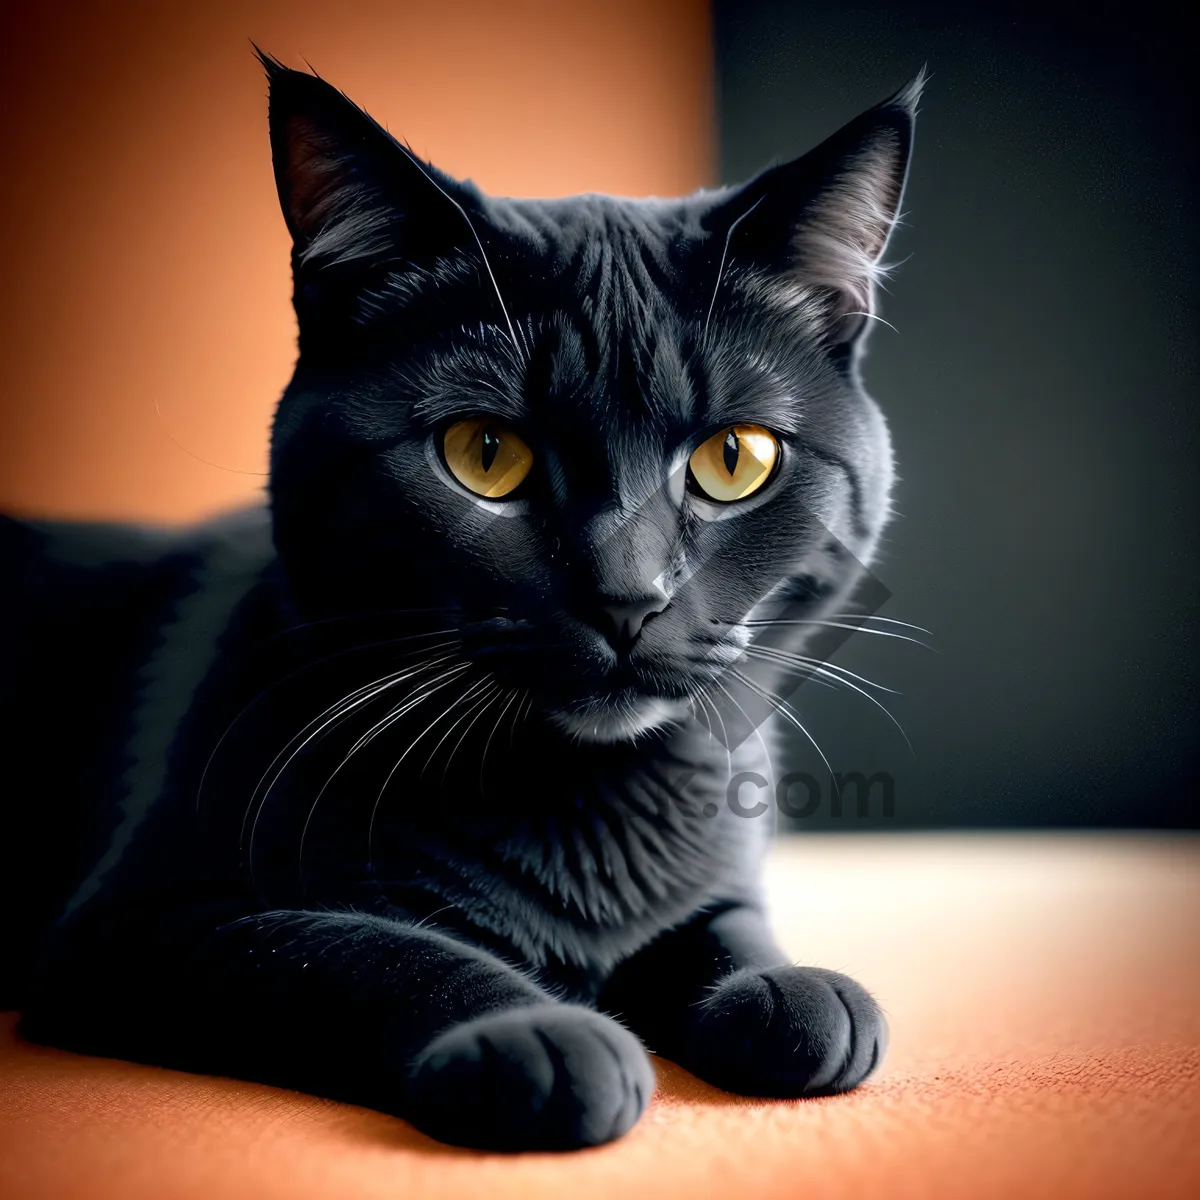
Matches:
[685,965,887,1097]
[407,1004,654,1151]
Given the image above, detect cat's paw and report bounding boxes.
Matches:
[407,1004,654,1151]
[685,965,887,1097]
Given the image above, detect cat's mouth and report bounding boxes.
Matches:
[457,615,703,743]
[543,692,692,745]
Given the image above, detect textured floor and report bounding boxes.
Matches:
[2,835,1198,1200]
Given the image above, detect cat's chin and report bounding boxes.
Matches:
[546,696,692,745]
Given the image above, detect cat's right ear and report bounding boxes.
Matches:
[705,72,925,353]
[258,51,478,313]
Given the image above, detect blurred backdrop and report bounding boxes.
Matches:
[714,0,1197,828]
[0,1,1194,828]
[0,0,713,519]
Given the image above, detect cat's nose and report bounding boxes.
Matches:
[593,592,669,652]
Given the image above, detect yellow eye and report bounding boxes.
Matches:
[688,424,779,502]
[443,417,533,498]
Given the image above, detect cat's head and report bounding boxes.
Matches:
[263,54,920,745]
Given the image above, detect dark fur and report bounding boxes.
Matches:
[1,57,921,1150]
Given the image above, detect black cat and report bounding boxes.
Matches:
[1,54,921,1151]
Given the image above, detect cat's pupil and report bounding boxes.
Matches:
[481,427,500,473]
[722,429,740,477]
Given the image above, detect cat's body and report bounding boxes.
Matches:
[4,502,770,997]
[2,57,921,1150]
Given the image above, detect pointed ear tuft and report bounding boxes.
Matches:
[712,72,925,349]
[887,66,928,117]
[251,43,289,84]
[256,54,486,337]
[260,55,406,266]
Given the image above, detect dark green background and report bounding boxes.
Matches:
[713,1,1198,826]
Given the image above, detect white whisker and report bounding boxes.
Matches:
[704,195,765,346]
[729,667,836,789]
[417,678,494,777]
[367,673,490,866]
[297,660,471,880]
[841,309,898,334]
[694,683,734,784]
[744,644,899,694]
[711,673,778,803]
[243,646,459,875]
[829,612,931,635]
[396,146,521,359]
[743,618,931,650]
[744,645,912,754]
[436,680,503,784]
[479,687,521,792]
[200,629,458,819]
[346,660,470,757]
[511,689,535,747]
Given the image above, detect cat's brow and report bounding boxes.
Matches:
[699,391,805,437]
[413,387,528,425]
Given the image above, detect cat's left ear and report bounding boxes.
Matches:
[257,50,485,332]
[708,72,925,350]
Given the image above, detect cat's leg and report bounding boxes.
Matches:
[599,901,886,1097]
[21,901,653,1150]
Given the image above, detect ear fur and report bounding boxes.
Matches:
[711,71,925,347]
[256,49,478,279]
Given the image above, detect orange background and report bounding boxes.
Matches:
[0,0,714,524]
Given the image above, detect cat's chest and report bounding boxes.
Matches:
[368,747,772,979]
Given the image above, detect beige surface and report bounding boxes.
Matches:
[2,834,1198,1199]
